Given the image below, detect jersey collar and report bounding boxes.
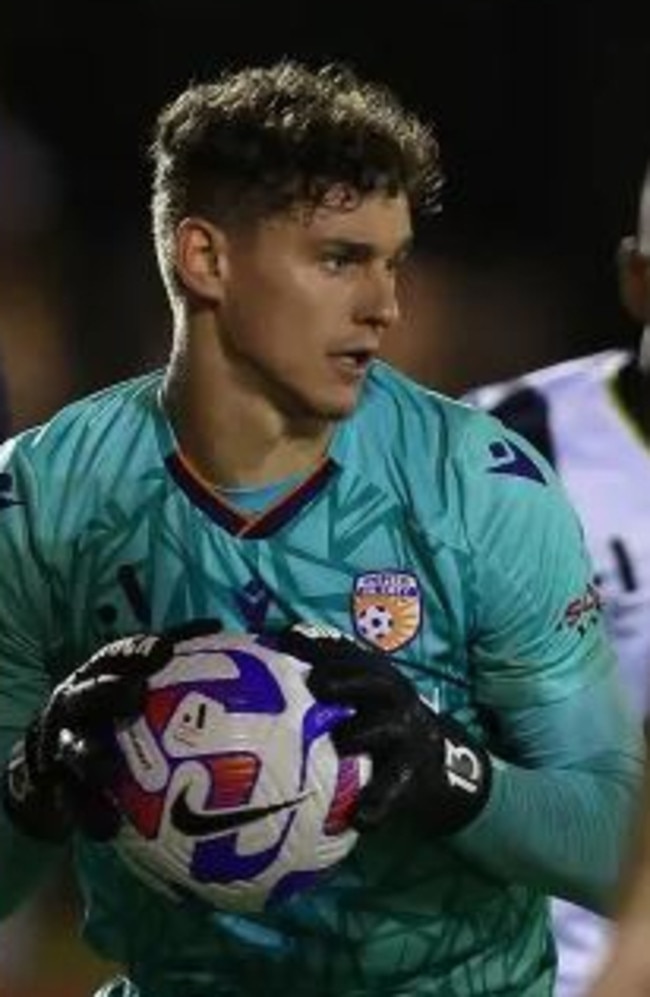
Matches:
[164,448,338,538]
[154,389,344,539]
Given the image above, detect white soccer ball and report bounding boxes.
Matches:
[107,630,370,913]
[356,603,394,641]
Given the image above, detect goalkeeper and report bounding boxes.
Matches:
[0,59,643,997]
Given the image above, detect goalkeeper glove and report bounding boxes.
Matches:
[271,624,492,834]
[1,632,173,843]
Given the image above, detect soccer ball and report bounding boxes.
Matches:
[106,630,370,913]
[356,603,394,642]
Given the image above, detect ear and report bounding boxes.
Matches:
[173,217,229,303]
[618,235,650,324]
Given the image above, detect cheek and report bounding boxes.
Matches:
[290,272,353,332]
[262,278,342,344]
[225,258,348,358]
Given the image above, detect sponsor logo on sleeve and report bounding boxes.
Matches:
[557,581,603,636]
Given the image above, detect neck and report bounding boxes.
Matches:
[162,322,334,489]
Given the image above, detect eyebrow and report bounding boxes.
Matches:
[320,235,414,263]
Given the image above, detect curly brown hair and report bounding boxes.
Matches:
[151,60,442,284]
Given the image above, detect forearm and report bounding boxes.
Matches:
[453,750,642,914]
[0,807,62,921]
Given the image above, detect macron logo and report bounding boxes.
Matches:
[236,579,271,631]
[487,440,546,485]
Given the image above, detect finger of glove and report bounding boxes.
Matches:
[79,634,173,680]
[266,629,336,668]
[56,729,121,786]
[54,673,147,729]
[331,712,408,758]
[306,660,410,709]
[271,625,382,670]
[353,756,417,832]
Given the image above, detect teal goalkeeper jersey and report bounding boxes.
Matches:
[0,362,626,996]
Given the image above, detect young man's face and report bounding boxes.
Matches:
[218,189,412,421]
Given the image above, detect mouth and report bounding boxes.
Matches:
[329,349,375,377]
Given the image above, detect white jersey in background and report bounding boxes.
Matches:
[466,349,650,997]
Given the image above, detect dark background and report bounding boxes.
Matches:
[1,0,650,428]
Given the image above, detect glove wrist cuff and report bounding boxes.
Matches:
[421,719,492,836]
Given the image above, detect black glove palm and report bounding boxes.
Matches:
[1,633,173,843]
[274,624,492,834]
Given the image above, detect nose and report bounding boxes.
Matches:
[357,267,400,331]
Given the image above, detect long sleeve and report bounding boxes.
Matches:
[0,438,66,919]
[454,668,644,913]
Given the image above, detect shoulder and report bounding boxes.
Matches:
[347,362,558,545]
[1,371,162,470]
[391,364,579,559]
[360,359,538,464]
[0,371,164,514]
[356,360,492,451]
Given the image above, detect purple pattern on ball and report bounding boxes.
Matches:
[191,809,298,883]
[173,648,286,714]
[299,701,352,787]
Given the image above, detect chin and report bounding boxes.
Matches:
[310,387,363,421]
[276,375,366,423]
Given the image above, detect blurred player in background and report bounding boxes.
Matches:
[580,171,650,997]
[466,160,650,996]
[0,60,644,997]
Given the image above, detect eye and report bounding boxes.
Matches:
[321,249,357,273]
